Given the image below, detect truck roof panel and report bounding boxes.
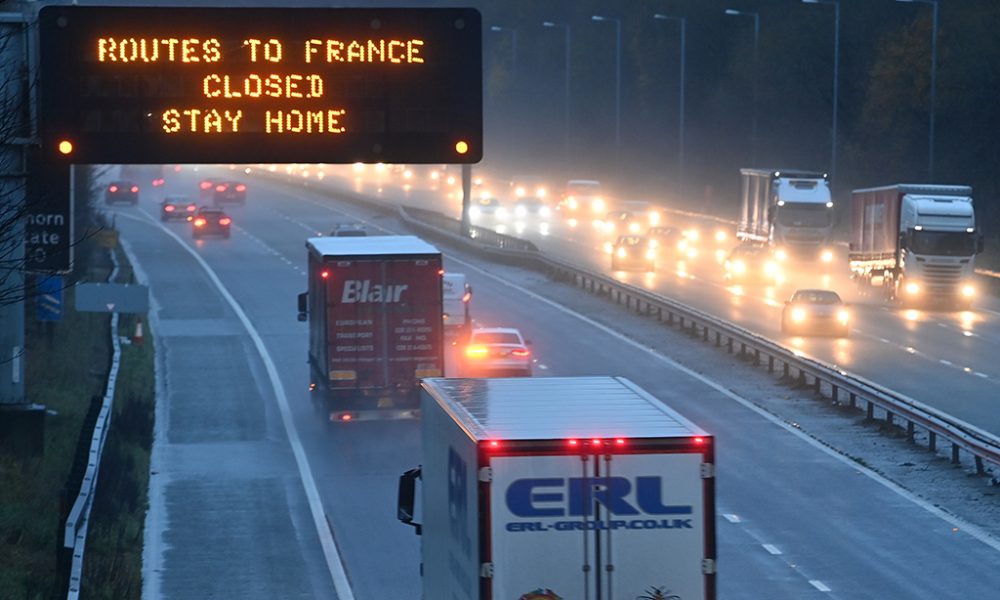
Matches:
[852,184,973,196]
[422,376,707,441]
[307,235,439,257]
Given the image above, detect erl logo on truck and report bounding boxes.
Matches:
[341,280,409,303]
[505,477,694,533]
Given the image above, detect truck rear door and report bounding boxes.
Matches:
[488,447,713,600]
[326,260,387,390]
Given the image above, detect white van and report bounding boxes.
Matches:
[442,273,472,336]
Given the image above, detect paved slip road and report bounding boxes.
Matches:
[115,167,1000,599]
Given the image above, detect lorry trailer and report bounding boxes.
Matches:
[399,376,716,599]
[299,235,444,421]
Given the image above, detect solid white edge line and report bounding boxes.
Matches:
[117,210,355,599]
[444,253,1000,555]
[810,580,832,592]
[723,514,741,524]
[762,544,782,555]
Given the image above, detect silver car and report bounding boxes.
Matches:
[463,327,532,377]
[781,289,850,337]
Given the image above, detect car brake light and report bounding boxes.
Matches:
[465,345,489,358]
[153,178,164,186]
[320,270,330,279]
[186,204,197,212]
[235,184,246,192]
[615,438,626,446]
[438,268,445,276]
[200,181,212,190]
[591,438,602,446]
[511,348,530,357]
[164,205,175,212]
[462,292,472,303]
[216,184,227,192]
[694,437,705,444]
[568,439,579,447]
[194,218,206,227]
[219,217,232,226]
[109,185,118,192]
[488,440,500,448]
[130,186,139,193]
[340,414,353,422]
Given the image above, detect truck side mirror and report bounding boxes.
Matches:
[397,467,422,535]
[977,233,985,254]
[297,292,308,322]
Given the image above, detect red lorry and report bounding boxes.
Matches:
[298,235,445,422]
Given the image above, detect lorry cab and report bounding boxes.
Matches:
[442,273,472,337]
[738,169,835,263]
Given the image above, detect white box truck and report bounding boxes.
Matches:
[737,168,836,263]
[398,376,716,600]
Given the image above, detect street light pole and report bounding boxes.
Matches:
[725,9,760,167]
[592,15,622,172]
[803,0,841,178]
[653,14,687,195]
[543,21,572,168]
[896,0,938,180]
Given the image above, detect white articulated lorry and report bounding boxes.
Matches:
[737,168,836,263]
[849,184,982,309]
[398,376,716,600]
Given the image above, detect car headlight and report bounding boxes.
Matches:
[628,222,640,233]
[537,187,547,198]
[515,186,526,197]
[686,248,698,259]
[616,247,627,258]
[732,260,746,274]
[764,260,778,275]
[496,207,508,219]
[961,284,975,298]
[837,310,850,324]
[646,249,656,260]
[591,198,606,213]
[649,212,661,226]
[678,240,688,251]
[539,206,552,218]
[469,206,481,219]
[515,205,527,217]
[820,249,834,263]
[791,307,807,323]
[775,248,788,261]
[567,197,578,210]
[905,282,920,295]
[715,230,727,243]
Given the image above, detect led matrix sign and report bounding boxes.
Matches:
[39,7,482,164]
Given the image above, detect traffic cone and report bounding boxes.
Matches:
[132,318,144,346]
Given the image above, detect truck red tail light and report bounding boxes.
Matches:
[130,186,139,193]
[615,438,626,446]
[694,437,705,444]
[320,270,330,279]
[109,185,118,192]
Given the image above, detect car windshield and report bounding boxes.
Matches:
[910,231,977,256]
[472,332,521,344]
[775,205,832,228]
[618,236,644,246]
[793,291,841,305]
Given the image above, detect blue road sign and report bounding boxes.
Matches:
[36,276,63,322]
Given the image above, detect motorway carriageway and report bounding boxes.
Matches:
[315,167,1000,439]
[108,167,1000,599]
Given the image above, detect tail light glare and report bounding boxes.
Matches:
[511,348,530,357]
[488,440,500,448]
[186,204,197,212]
[591,438,602,447]
[235,184,246,192]
[164,205,175,212]
[219,217,232,226]
[462,292,472,303]
[200,181,212,190]
[340,414,353,422]
[109,185,118,192]
[465,345,488,358]
[615,438,626,446]
[568,439,579,447]
[694,437,705,444]
[194,218,206,227]
[437,268,445,276]
[216,184,227,192]
[320,270,330,279]
[130,186,139,193]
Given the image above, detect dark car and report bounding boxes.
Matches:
[212,181,246,204]
[646,226,682,251]
[160,195,198,221]
[198,178,216,201]
[191,207,232,239]
[330,224,367,237]
[513,196,552,220]
[781,289,850,337]
[611,235,655,272]
[105,181,139,205]
[724,245,781,284]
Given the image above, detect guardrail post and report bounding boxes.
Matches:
[951,444,961,465]
[703,326,709,342]
[782,362,790,379]
[657,306,663,321]
[866,401,874,420]
[831,384,838,403]
[715,332,721,347]
[739,342,746,357]
[928,431,937,452]
[849,392,857,409]
[975,456,985,476]
[886,411,894,427]
[906,421,915,442]
[797,370,806,388]
[768,355,774,373]
[726,338,733,354]
[753,349,760,366]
